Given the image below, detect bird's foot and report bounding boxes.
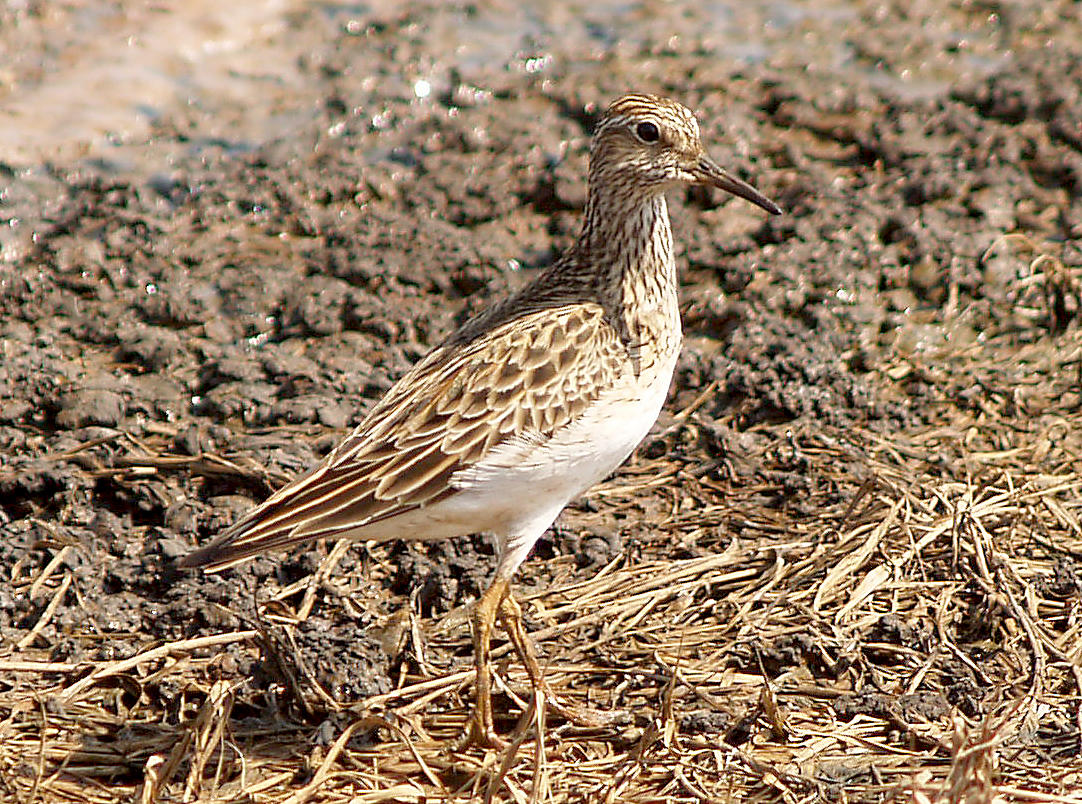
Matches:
[455,710,508,751]
[528,681,626,730]
[547,696,623,729]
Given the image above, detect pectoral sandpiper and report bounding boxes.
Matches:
[179,93,781,747]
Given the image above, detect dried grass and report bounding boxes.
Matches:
[3,328,1082,802]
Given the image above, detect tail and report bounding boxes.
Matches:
[177,417,461,572]
[175,462,346,571]
[174,518,325,572]
[175,460,421,572]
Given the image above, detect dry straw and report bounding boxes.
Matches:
[3,322,1082,802]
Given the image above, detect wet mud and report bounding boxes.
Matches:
[2,0,1081,798]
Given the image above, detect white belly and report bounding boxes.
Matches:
[350,349,679,578]
[448,351,678,550]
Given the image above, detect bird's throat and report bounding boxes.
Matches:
[581,193,681,355]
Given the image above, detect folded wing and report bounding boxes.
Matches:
[177,303,628,570]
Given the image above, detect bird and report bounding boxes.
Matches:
[178,92,782,748]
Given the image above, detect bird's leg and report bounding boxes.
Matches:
[463,577,510,749]
[498,590,612,729]
[496,591,545,691]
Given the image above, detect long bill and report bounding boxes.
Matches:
[696,155,783,215]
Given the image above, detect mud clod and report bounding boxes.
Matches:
[2,1,1081,801]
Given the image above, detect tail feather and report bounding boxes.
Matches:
[174,523,319,571]
[175,492,429,572]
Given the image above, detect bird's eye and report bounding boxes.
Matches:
[635,121,660,143]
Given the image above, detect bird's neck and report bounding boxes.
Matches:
[577,188,680,352]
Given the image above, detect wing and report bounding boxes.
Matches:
[178,302,629,570]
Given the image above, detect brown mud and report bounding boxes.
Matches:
[2,0,1081,801]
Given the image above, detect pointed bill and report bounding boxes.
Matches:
[695,155,783,215]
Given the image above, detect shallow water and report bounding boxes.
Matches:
[1,0,1005,171]
[0,0,331,166]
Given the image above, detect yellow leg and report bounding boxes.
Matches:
[464,578,510,749]
[497,592,546,691]
[498,591,611,729]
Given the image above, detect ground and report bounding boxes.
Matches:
[1,0,1081,802]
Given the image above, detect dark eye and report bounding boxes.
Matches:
[635,121,660,143]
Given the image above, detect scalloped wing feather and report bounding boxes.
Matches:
[177,303,629,570]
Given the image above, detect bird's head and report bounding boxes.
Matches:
[589,93,782,215]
